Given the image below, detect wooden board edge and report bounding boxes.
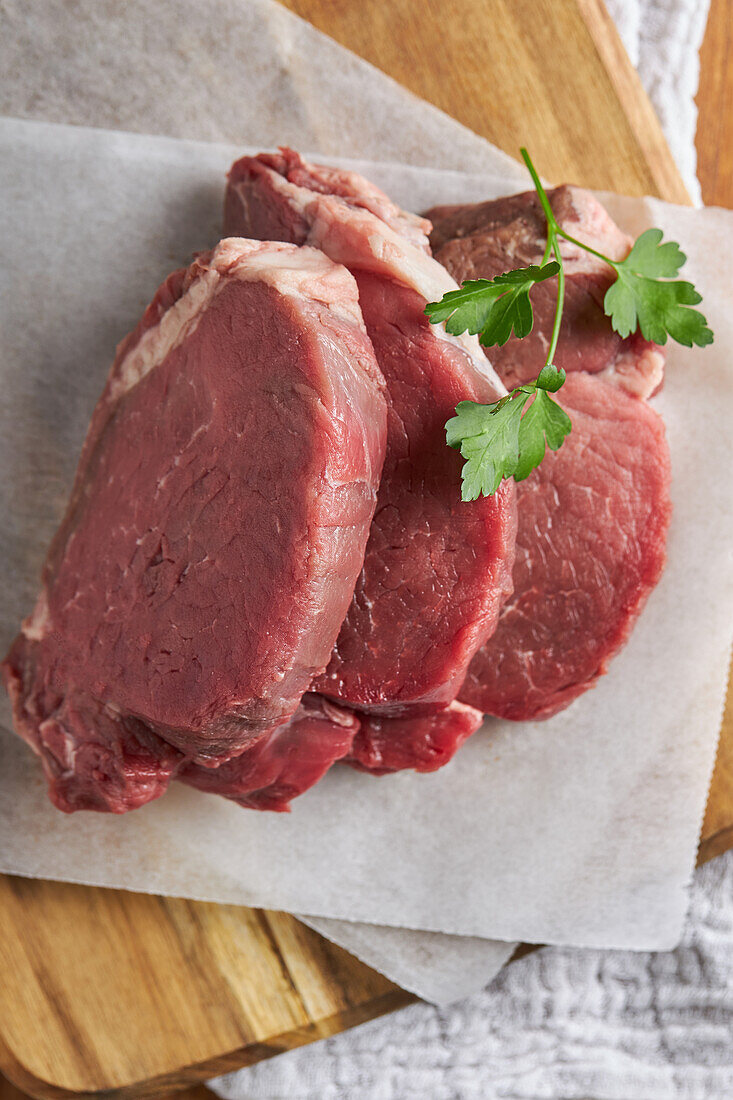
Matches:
[575,0,691,204]
[695,0,733,208]
[0,989,415,1100]
[698,823,733,866]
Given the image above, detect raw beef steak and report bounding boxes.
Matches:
[345,701,483,775]
[225,150,517,715]
[427,186,665,399]
[2,238,387,812]
[460,372,671,721]
[179,695,360,811]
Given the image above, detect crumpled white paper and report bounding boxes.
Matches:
[0,0,525,181]
[298,918,517,1005]
[1,120,732,973]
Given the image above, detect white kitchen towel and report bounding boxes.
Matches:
[211,850,733,1100]
[606,0,710,203]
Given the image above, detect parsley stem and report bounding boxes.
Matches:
[520,147,565,367]
[520,148,559,235]
[546,238,565,368]
[520,148,617,270]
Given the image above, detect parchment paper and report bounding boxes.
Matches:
[2,120,732,967]
[297,918,518,1004]
[0,0,580,1004]
[0,0,526,182]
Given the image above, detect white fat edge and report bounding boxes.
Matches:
[229,175,364,327]
[237,166,507,396]
[301,160,431,247]
[108,266,222,402]
[318,697,359,727]
[562,185,631,262]
[359,227,508,399]
[599,342,665,400]
[230,173,367,327]
[37,718,78,772]
[109,239,365,405]
[491,185,627,274]
[219,238,365,329]
[23,590,51,640]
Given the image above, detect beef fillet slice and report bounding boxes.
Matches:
[460,372,671,721]
[427,191,671,719]
[224,150,517,722]
[2,238,387,812]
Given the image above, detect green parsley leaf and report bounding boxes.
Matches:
[618,227,686,278]
[514,388,572,481]
[446,395,530,500]
[445,366,571,500]
[425,280,505,334]
[429,148,714,503]
[604,228,714,347]
[425,262,559,347]
[535,362,566,392]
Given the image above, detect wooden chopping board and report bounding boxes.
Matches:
[2,1,732,1096]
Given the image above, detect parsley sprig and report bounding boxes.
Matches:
[424,261,560,345]
[603,229,712,345]
[427,147,713,500]
[446,364,571,499]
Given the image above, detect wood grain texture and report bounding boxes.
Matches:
[574,0,692,203]
[696,0,733,208]
[0,1079,213,1100]
[1,1,730,1096]
[283,0,690,202]
[0,1074,38,1100]
[699,660,733,864]
[0,877,412,1098]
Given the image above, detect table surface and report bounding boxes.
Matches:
[1,1,732,1097]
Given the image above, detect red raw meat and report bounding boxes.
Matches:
[179,696,360,811]
[346,701,483,775]
[460,373,671,720]
[224,150,517,716]
[427,186,665,399]
[2,239,387,811]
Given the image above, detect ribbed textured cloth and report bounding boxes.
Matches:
[212,853,733,1099]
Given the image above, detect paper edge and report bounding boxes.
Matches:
[297,915,519,1004]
